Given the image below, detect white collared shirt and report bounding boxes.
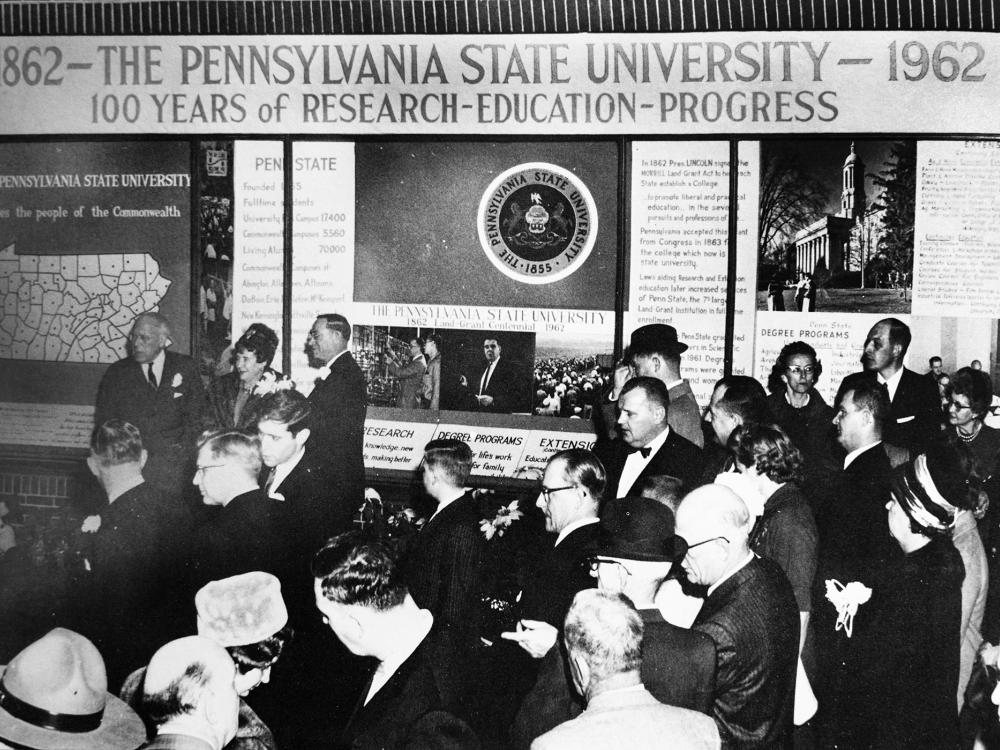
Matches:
[555,516,599,548]
[325,350,349,368]
[843,440,882,469]
[617,426,670,498]
[707,551,756,597]
[878,367,904,403]
[268,447,306,499]
[365,610,433,704]
[427,488,467,524]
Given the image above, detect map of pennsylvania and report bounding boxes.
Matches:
[0,245,171,363]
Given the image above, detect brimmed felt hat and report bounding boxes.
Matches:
[629,324,688,357]
[196,571,288,647]
[597,497,684,563]
[0,628,145,750]
[891,453,959,533]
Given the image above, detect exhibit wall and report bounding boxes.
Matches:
[1,0,999,522]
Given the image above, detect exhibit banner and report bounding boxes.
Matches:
[0,34,997,135]
[364,415,438,472]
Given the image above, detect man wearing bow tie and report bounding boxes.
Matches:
[594,377,703,500]
[95,312,206,498]
[304,313,367,511]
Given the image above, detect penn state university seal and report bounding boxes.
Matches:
[477,162,598,285]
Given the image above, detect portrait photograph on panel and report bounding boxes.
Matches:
[351,324,536,415]
[757,138,916,315]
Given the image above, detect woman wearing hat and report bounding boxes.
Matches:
[120,572,292,750]
[207,323,289,431]
[815,446,968,750]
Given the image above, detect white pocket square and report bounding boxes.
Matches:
[896,415,915,423]
[173,392,183,398]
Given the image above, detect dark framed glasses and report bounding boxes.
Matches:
[539,485,575,501]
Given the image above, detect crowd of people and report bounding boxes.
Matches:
[5,313,1000,750]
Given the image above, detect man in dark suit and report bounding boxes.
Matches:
[404,439,489,638]
[594,377,703,498]
[702,376,772,483]
[313,533,479,750]
[79,419,192,689]
[192,431,287,586]
[511,496,717,749]
[676,484,800,750]
[304,313,367,509]
[95,312,206,497]
[817,379,898,576]
[466,336,530,413]
[254,390,362,750]
[256,390,345,554]
[505,449,604,656]
[836,317,940,454]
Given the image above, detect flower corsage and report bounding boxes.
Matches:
[479,500,523,540]
[254,371,295,396]
[824,579,872,638]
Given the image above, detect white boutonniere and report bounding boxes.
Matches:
[825,579,872,638]
[80,515,101,533]
[171,373,183,388]
[254,371,295,396]
[479,500,524,541]
[315,365,332,381]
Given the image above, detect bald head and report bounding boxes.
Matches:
[143,636,239,749]
[675,484,752,587]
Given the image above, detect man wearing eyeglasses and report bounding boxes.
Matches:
[675,484,799,750]
[511,496,717,748]
[192,430,287,586]
[836,317,940,455]
[502,450,603,659]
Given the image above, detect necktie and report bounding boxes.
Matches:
[630,445,652,459]
[264,467,277,494]
[480,362,495,395]
[878,380,891,404]
[146,363,158,389]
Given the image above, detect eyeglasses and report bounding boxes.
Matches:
[195,464,226,477]
[539,485,575,501]
[787,366,816,376]
[674,535,729,557]
[948,399,972,411]
[586,558,632,579]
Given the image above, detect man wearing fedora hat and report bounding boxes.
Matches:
[596,323,703,449]
[0,628,146,750]
[511,497,717,748]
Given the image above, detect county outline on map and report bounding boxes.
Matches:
[0,244,172,363]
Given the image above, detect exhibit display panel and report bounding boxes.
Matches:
[1,11,998,482]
